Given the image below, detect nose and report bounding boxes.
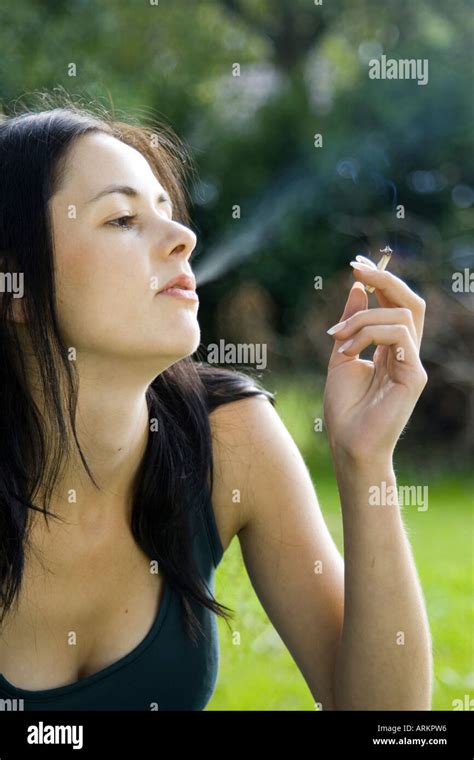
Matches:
[161,220,197,262]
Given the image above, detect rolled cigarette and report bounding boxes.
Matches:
[365,246,393,293]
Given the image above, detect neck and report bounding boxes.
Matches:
[28,352,162,525]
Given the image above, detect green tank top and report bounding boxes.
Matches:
[0,493,225,710]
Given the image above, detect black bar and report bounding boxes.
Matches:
[0,710,472,757]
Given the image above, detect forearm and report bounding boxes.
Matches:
[332,453,433,710]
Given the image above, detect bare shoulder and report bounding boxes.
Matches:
[208,393,293,554]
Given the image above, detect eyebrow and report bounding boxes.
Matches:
[85,184,173,210]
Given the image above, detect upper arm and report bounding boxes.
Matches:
[209,395,345,709]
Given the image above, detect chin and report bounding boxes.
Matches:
[149,325,201,363]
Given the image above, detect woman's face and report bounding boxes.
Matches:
[49,131,199,372]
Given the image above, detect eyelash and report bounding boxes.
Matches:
[107,208,174,231]
[107,215,138,231]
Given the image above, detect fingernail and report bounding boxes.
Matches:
[350,261,373,271]
[337,339,354,353]
[327,320,347,335]
[355,255,377,268]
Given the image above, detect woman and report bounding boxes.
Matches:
[0,96,432,711]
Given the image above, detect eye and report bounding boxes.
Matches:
[107,215,137,230]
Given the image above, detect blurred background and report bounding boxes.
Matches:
[0,0,472,710]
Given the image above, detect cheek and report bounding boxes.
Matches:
[54,233,150,349]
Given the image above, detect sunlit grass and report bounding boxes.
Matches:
[207,376,473,711]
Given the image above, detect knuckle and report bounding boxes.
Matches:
[398,307,415,326]
[396,324,410,338]
[414,295,426,313]
[418,367,429,388]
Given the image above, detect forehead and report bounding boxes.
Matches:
[57,131,164,198]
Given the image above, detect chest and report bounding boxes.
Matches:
[0,518,164,691]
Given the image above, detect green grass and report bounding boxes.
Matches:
[206,376,474,711]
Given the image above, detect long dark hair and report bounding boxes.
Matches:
[0,92,275,643]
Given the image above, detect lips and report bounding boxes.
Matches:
[157,274,196,294]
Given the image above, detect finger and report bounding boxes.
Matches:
[338,280,368,322]
[355,254,377,269]
[373,344,389,364]
[356,256,393,309]
[327,307,418,350]
[329,282,368,368]
[337,323,426,382]
[350,263,426,348]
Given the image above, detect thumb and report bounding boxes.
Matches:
[338,280,367,321]
[328,281,368,366]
